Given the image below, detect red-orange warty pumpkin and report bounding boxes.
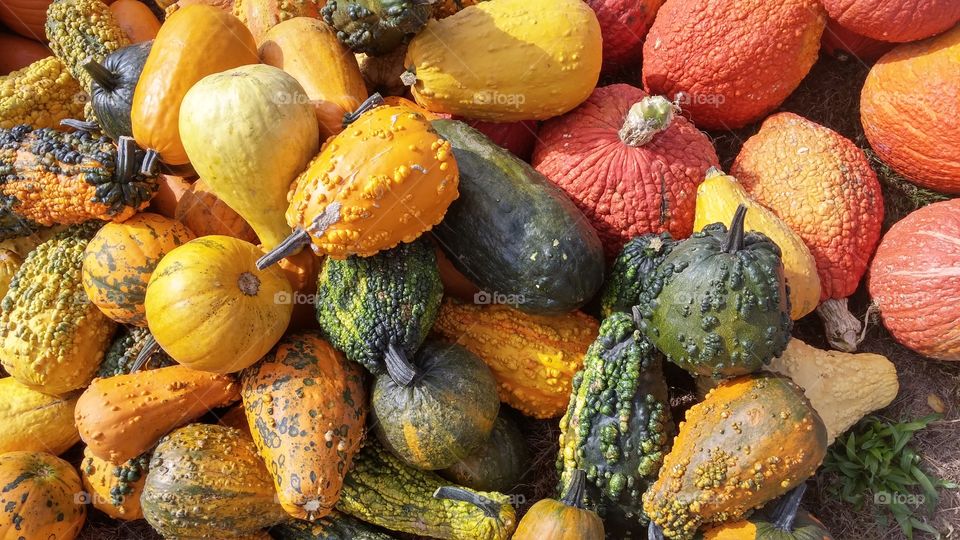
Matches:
[586,0,663,72]
[642,0,825,129]
[821,0,960,43]
[821,17,894,62]
[861,25,960,194]
[869,199,960,361]
[532,84,719,258]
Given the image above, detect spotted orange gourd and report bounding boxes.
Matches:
[0,451,86,540]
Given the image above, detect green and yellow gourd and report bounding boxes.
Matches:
[337,440,517,540]
[81,448,149,520]
[0,377,80,455]
[321,0,432,55]
[600,232,676,317]
[0,222,117,394]
[270,511,398,540]
[557,311,673,536]
[96,326,174,378]
[635,205,791,379]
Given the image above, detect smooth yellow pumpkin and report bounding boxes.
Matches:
[0,377,79,455]
[0,451,86,540]
[144,235,292,373]
[179,64,319,249]
[405,0,602,121]
[693,168,821,319]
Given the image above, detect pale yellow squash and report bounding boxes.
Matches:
[0,377,79,455]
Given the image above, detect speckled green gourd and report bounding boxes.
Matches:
[600,232,677,317]
[635,205,791,379]
[97,326,174,378]
[557,311,673,535]
[321,0,431,55]
[337,441,517,540]
[269,510,398,540]
[315,237,442,376]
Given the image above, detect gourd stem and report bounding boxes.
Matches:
[140,149,159,176]
[342,92,384,126]
[648,521,665,540]
[771,484,807,531]
[722,204,748,254]
[82,59,117,91]
[618,96,676,147]
[816,297,862,352]
[631,305,644,328]
[433,486,500,519]
[130,336,160,373]
[384,342,418,387]
[59,119,101,132]
[256,229,310,270]
[117,136,135,184]
[560,469,588,509]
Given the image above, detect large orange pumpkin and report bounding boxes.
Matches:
[109,0,161,43]
[148,174,192,218]
[821,0,960,43]
[820,17,894,62]
[175,179,260,242]
[0,0,51,40]
[0,451,86,540]
[861,25,960,194]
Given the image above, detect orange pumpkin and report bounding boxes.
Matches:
[109,0,161,43]
[0,32,50,74]
[0,0,51,40]
[821,0,960,43]
[820,17,893,62]
[0,451,86,540]
[272,245,320,329]
[175,178,260,242]
[234,0,321,43]
[148,174,192,218]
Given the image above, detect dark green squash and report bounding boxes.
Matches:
[337,440,517,540]
[321,0,431,55]
[600,232,676,317]
[85,40,153,141]
[440,413,530,492]
[269,511,397,540]
[97,325,173,378]
[635,205,791,379]
[431,119,604,315]
[693,485,834,540]
[371,339,500,470]
[315,237,442,377]
[557,311,673,536]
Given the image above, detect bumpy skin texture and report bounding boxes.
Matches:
[532,85,719,258]
[731,113,884,300]
[861,26,960,193]
[81,448,149,520]
[322,0,430,55]
[315,238,442,375]
[441,415,530,493]
[0,451,86,540]
[97,326,174,377]
[431,300,599,419]
[643,374,827,540]
[0,57,86,130]
[270,510,398,539]
[88,41,153,141]
[600,232,676,317]
[869,199,960,360]
[337,441,518,540]
[142,424,288,539]
[642,0,825,129]
[45,0,130,96]
[0,376,79,455]
[822,0,960,43]
[820,17,894,62]
[587,0,663,70]
[0,223,116,394]
[241,332,368,520]
[232,0,320,43]
[557,312,673,532]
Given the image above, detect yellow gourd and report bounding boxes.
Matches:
[0,377,79,455]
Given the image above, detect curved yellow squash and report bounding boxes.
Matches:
[694,169,821,319]
[0,377,79,455]
[405,0,602,121]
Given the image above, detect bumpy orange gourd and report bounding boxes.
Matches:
[431,300,599,419]
[0,451,86,540]
[731,112,883,351]
[233,0,320,43]
[80,447,147,520]
[861,25,960,194]
[821,0,960,43]
[175,179,259,242]
[109,0,161,42]
[75,364,240,463]
[131,5,258,167]
[82,212,195,326]
[642,0,825,129]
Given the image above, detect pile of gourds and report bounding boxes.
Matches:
[0,0,957,538]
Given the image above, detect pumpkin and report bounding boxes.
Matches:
[820,18,893,62]
[694,169,821,320]
[260,17,368,141]
[861,26,960,194]
[0,223,117,394]
[440,414,529,493]
[0,451,86,540]
[731,112,884,351]
[315,237,442,376]
[179,64,319,249]
[0,248,22,298]
[869,198,960,360]
[109,0,161,42]
[513,470,604,540]
[636,205,792,379]
[643,373,827,539]
[587,0,662,72]
[532,86,720,258]
[75,364,239,463]
[85,40,152,141]
[405,0,601,122]
[372,340,500,470]
[0,33,51,74]
[431,300,599,419]
[431,0,479,18]
[355,44,408,97]
[233,0,320,43]
[321,0,430,55]
[698,485,834,540]
[642,0,825,129]
[240,332,368,520]
[175,179,260,242]
[337,440,517,540]
[141,424,289,538]
[463,118,538,161]
[82,212,195,325]
[0,377,79,455]
[218,404,252,435]
[0,0,51,39]
[164,0,234,15]
[80,448,148,520]
[821,0,960,43]
[130,5,259,168]
[274,246,320,329]
[270,511,398,539]
[96,325,174,378]
[557,311,673,533]
[144,236,292,373]
[149,174,190,218]
[258,102,459,266]
[600,232,676,317]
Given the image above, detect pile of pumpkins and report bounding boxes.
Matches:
[0,0,957,538]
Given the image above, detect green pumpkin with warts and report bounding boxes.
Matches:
[600,232,677,317]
